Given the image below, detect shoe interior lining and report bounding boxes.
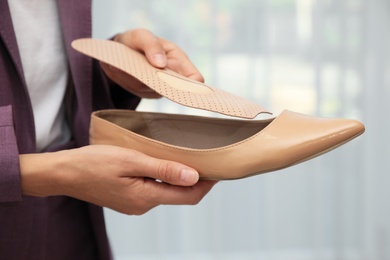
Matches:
[102,112,271,149]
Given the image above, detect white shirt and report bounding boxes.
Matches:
[8,0,71,151]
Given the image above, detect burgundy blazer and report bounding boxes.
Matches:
[0,0,140,259]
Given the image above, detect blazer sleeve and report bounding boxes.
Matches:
[0,105,22,202]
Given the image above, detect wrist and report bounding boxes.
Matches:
[19,151,70,197]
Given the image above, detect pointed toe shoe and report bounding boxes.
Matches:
[90,110,365,180]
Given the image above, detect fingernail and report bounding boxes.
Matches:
[180,169,199,184]
[153,54,167,67]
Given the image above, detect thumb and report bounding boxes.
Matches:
[133,153,199,186]
[157,162,199,186]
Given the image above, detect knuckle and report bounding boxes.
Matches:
[132,28,148,35]
[161,38,176,49]
[156,162,174,182]
[132,28,153,41]
[127,200,152,216]
[188,193,203,206]
[131,207,148,216]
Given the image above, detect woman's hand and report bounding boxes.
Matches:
[100,28,204,98]
[19,145,217,215]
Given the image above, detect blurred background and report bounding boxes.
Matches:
[92,0,389,259]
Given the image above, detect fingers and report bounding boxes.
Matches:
[120,179,217,215]
[114,29,204,82]
[120,149,218,212]
[106,29,205,98]
[120,149,219,213]
[115,29,167,68]
[55,145,217,215]
[142,179,217,206]
[158,38,205,82]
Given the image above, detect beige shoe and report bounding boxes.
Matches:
[72,38,365,180]
[90,109,364,180]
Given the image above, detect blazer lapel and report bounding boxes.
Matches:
[0,0,36,152]
[0,0,26,84]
